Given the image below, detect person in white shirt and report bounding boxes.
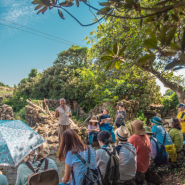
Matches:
[114,126,136,184]
[55,98,72,144]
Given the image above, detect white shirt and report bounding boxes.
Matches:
[57,105,71,125]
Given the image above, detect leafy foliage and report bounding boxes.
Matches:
[0,82,10,87]
[164,89,174,96]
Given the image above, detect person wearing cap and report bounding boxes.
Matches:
[0,172,8,185]
[88,116,100,146]
[177,103,185,140]
[114,126,136,184]
[128,120,151,185]
[144,126,157,159]
[150,116,177,162]
[169,118,183,159]
[15,143,58,185]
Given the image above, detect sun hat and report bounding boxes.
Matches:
[115,126,131,140]
[23,142,50,162]
[144,126,154,135]
[89,116,98,123]
[177,103,185,108]
[165,118,173,123]
[129,120,146,135]
[150,116,162,125]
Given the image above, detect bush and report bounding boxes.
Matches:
[14,107,26,122]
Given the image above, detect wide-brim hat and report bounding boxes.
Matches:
[150,116,162,125]
[89,116,98,123]
[144,126,154,135]
[129,120,146,135]
[23,142,50,162]
[177,103,185,108]
[115,126,130,140]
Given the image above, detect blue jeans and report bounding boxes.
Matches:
[89,133,97,145]
[100,126,116,143]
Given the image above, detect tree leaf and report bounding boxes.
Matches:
[170,43,181,50]
[97,7,111,15]
[137,54,155,66]
[145,16,155,23]
[159,25,167,46]
[165,59,185,70]
[124,4,132,9]
[59,1,74,7]
[113,43,118,55]
[181,29,185,50]
[41,6,48,14]
[126,0,135,6]
[106,49,114,56]
[76,0,79,7]
[140,18,143,27]
[100,56,113,60]
[115,61,120,69]
[171,14,179,22]
[58,9,65,19]
[155,0,169,5]
[164,14,169,22]
[144,34,158,49]
[35,4,44,10]
[165,26,177,46]
[99,2,112,6]
[118,46,126,56]
[41,0,50,6]
[105,61,114,71]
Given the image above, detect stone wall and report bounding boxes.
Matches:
[90,99,139,121]
[0,104,14,120]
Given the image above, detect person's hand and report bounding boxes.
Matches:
[69,114,72,118]
[0,171,2,174]
[55,109,59,113]
[115,114,117,117]
[179,118,182,122]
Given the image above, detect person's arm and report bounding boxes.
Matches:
[55,109,59,118]
[123,111,126,119]
[62,163,72,184]
[99,116,103,125]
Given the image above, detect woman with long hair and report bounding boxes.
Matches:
[169,117,183,153]
[58,129,97,185]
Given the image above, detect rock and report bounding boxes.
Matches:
[47,136,58,144]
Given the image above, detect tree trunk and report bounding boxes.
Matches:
[142,66,185,103]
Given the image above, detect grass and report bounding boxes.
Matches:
[0,90,12,97]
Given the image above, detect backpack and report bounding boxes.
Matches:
[72,147,100,185]
[26,158,59,185]
[116,111,125,126]
[99,148,120,185]
[151,129,168,166]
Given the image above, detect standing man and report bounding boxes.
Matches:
[55,98,72,144]
[177,103,185,141]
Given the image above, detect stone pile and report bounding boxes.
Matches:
[0,104,14,120]
[90,99,139,121]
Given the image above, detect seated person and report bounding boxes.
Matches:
[115,104,126,128]
[169,118,183,158]
[99,108,116,145]
[144,126,157,159]
[114,126,136,184]
[88,116,100,146]
[150,116,177,162]
[58,129,97,185]
[0,171,8,185]
[129,120,151,185]
[16,143,58,185]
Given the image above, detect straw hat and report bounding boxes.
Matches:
[150,116,162,125]
[129,120,146,135]
[144,126,154,135]
[115,126,131,140]
[23,142,50,162]
[89,116,98,123]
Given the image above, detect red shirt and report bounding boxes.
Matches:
[129,134,151,173]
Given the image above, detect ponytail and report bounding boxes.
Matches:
[97,131,113,145]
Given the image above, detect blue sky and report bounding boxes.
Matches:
[0,0,184,95]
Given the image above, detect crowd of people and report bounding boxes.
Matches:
[1,99,185,185]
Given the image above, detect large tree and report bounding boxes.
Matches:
[31,0,185,102]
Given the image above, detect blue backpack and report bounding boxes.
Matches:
[150,131,168,166]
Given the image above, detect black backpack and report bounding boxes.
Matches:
[98,148,120,185]
[72,147,100,185]
[151,128,168,166]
